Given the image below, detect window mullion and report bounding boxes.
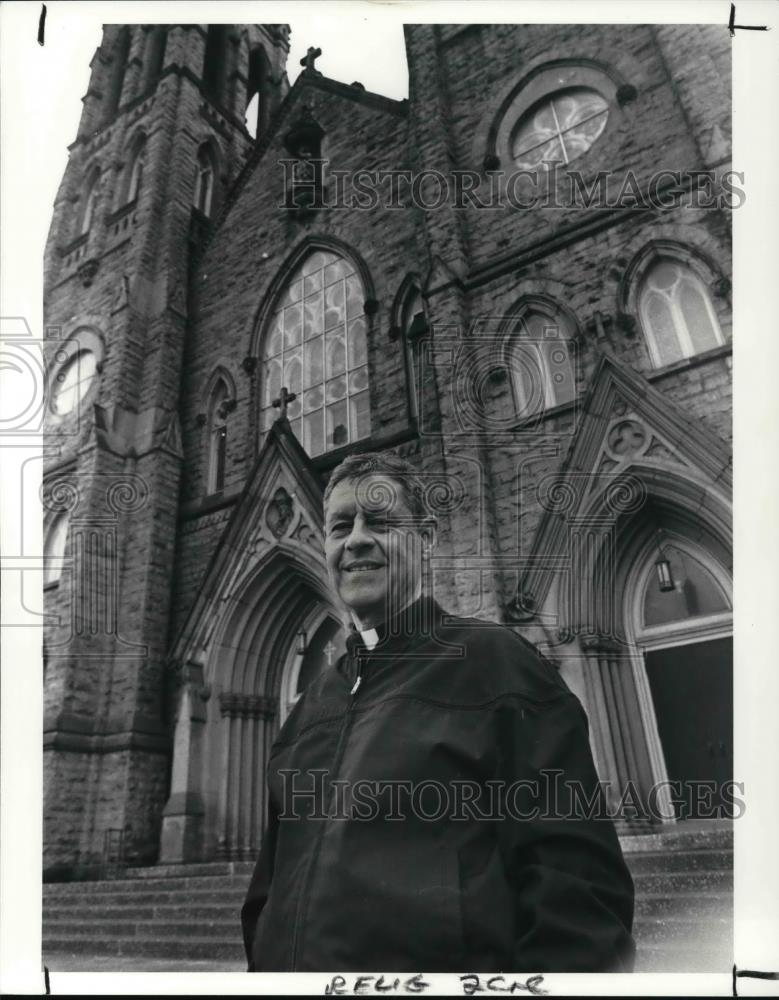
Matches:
[670,288,695,357]
[549,98,568,165]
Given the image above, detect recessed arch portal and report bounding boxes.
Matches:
[556,465,732,826]
[195,545,344,860]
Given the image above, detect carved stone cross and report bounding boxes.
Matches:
[272,385,297,419]
[324,640,337,667]
[300,46,322,72]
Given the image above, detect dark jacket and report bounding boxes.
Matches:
[241,595,635,972]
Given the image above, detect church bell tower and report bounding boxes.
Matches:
[42,24,289,876]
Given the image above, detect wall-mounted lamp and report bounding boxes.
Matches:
[653,526,676,592]
[654,555,675,592]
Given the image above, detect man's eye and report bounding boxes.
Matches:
[328,522,349,534]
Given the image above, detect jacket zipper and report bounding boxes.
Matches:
[288,649,365,969]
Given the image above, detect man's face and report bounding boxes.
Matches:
[324,474,427,629]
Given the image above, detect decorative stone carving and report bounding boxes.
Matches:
[77,258,100,287]
[606,418,648,459]
[611,394,629,417]
[265,486,294,538]
[644,435,687,466]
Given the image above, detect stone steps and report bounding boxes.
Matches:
[43,824,733,972]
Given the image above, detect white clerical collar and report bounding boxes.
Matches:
[359,627,379,650]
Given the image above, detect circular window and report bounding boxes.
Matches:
[512,87,609,170]
[52,350,97,415]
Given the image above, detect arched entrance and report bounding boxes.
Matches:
[201,548,345,860]
[625,533,732,820]
[563,470,732,828]
[161,541,347,864]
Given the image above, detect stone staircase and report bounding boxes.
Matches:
[43,824,732,973]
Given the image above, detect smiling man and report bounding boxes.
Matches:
[241,451,636,973]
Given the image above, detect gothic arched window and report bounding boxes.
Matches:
[639,259,725,368]
[206,379,231,493]
[245,46,269,139]
[140,26,167,94]
[203,25,228,105]
[505,302,576,417]
[102,27,130,124]
[193,145,216,216]
[79,168,100,235]
[44,512,69,586]
[127,138,146,203]
[260,250,371,457]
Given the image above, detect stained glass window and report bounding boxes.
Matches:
[512,87,609,171]
[639,260,724,367]
[507,308,576,417]
[261,251,371,456]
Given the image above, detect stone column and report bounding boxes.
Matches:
[159,660,210,862]
[216,692,277,858]
[582,636,658,832]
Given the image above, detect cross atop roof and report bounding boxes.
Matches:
[300,46,322,74]
[272,386,297,420]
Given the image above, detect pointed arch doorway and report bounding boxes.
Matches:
[627,535,733,820]
[204,553,346,860]
[161,544,346,864]
[567,475,733,830]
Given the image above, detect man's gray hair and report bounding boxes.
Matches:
[323,451,429,521]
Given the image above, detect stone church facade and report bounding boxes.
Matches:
[42,23,733,875]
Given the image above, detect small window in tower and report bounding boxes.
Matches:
[141,26,167,94]
[206,378,232,493]
[245,93,260,139]
[80,169,100,235]
[44,511,70,587]
[203,25,228,105]
[246,46,269,140]
[395,279,426,421]
[512,87,609,171]
[193,146,216,216]
[51,349,98,416]
[127,139,146,203]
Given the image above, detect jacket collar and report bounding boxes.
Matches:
[345,592,444,659]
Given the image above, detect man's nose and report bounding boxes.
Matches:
[344,514,374,550]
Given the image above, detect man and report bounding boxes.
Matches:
[241,451,635,973]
